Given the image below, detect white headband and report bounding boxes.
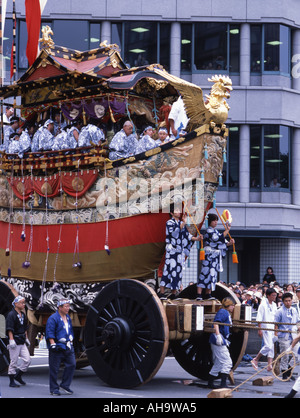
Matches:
[12,296,25,306]
[57,299,71,307]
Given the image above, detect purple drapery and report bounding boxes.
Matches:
[61,99,126,121]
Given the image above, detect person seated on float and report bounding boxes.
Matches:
[53,110,67,136]
[67,119,83,149]
[39,119,55,151]
[7,132,21,155]
[136,126,157,154]
[31,120,44,152]
[168,96,189,139]
[155,127,170,145]
[52,126,70,151]
[17,122,33,157]
[109,120,138,160]
[1,116,20,152]
[78,118,105,147]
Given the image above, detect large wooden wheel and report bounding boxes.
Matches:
[0,281,16,375]
[84,279,169,388]
[169,283,248,381]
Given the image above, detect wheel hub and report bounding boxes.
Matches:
[102,317,132,349]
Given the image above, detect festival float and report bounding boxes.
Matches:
[0,28,248,388]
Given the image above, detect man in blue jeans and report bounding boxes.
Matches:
[45,298,76,396]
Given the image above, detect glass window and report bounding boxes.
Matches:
[264,24,280,71]
[229,25,240,73]
[263,125,289,189]
[3,18,13,83]
[279,25,290,74]
[194,23,227,71]
[221,126,239,188]
[181,24,192,72]
[251,25,262,72]
[159,24,171,71]
[53,20,89,51]
[18,20,28,70]
[228,126,239,187]
[112,23,123,51]
[18,20,52,71]
[123,22,157,68]
[251,24,290,74]
[250,125,290,190]
[89,23,101,50]
[250,125,261,188]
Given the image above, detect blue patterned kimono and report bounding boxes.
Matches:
[8,137,21,154]
[1,126,15,152]
[31,127,43,152]
[18,130,31,156]
[197,227,227,291]
[78,124,105,147]
[109,129,138,160]
[39,127,54,151]
[52,130,70,150]
[67,126,80,149]
[136,134,157,154]
[160,218,193,290]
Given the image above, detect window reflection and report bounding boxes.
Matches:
[221,126,239,188]
[3,19,13,82]
[181,24,192,72]
[250,25,262,72]
[250,125,290,190]
[251,24,290,74]
[229,25,240,72]
[264,125,289,188]
[53,20,89,51]
[112,23,122,50]
[159,24,171,71]
[123,22,157,68]
[250,125,261,188]
[228,126,239,187]
[194,23,227,71]
[90,23,101,49]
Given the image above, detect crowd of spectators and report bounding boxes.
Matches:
[220,274,300,312]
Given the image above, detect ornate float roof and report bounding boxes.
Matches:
[0,42,129,104]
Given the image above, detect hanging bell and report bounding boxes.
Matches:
[22,261,30,269]
[21,231,26,242]
[5,248,10,256]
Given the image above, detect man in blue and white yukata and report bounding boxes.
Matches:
[1,116,20,152]
[197,213,234,301]
[109,120,138,160]
[39,119,55,151]
[136,126,157,154]
[45,298,76,396]
[78,120,105,147]
[159,204,202,300]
